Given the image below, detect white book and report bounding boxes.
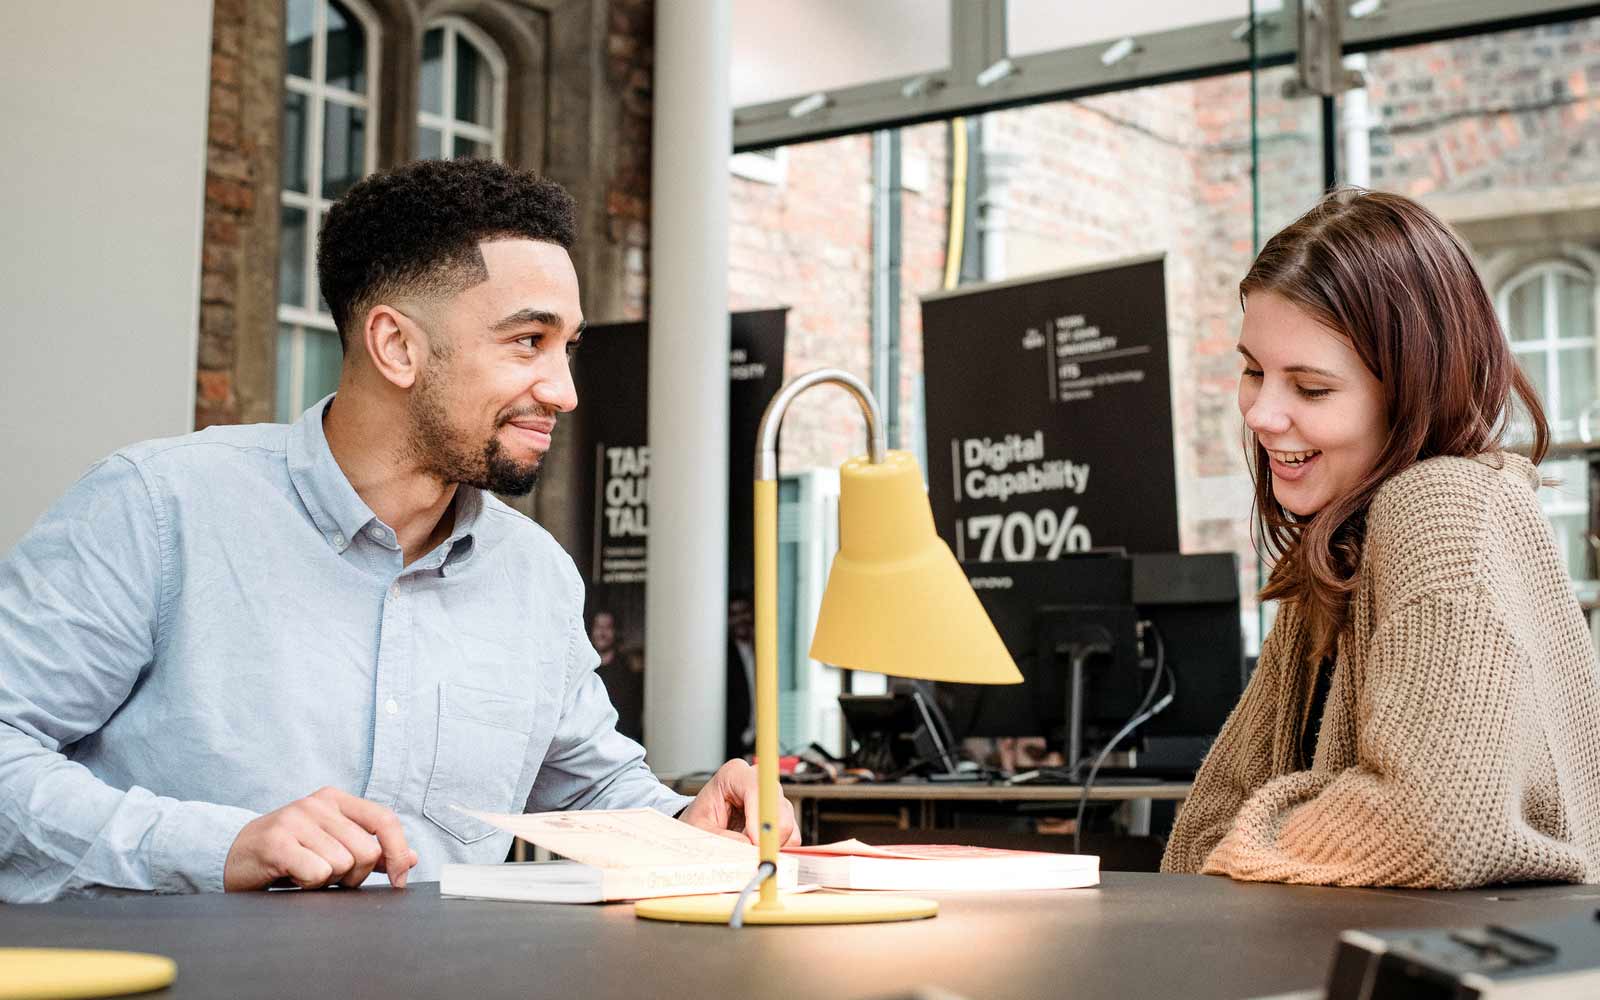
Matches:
[439,807,798,903]
[441,857,799,903]
[782,839,1099,891]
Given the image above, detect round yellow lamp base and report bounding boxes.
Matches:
[634,891,938,925]
[0,948,176,1000]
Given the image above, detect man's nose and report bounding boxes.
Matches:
[534,356,578,413]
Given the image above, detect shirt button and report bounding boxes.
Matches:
[385,698,399,716]
[332,533,345,548]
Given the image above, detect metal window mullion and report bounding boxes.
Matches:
[320,83,370,107]
[290,323,308,417]
[451,122,494,142]
[949,0,1005,82]
[279,305,339,329]
[1547,272,1564,421]
[323,90,369,112]
[491,39,505,160]
[442,24,457,157]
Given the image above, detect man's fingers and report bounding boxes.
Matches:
[297,826,357,885]
[282,842,337,889]
[318,812,384,888]
[326,790,416,887]
[735,763,762,843]
[375,849,421,875]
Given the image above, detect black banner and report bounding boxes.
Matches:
[921,255,1179,560]
[570,310,786,749]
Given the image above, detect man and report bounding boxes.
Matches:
[588,609,643,743]
[0,159,795,903]
[725,594,756,758]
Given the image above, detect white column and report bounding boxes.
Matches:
[0,1,212,549]
[644,0,731,773]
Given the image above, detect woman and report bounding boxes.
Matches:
[1161,188,1600,888]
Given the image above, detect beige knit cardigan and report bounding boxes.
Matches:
[1161,452,1600,887]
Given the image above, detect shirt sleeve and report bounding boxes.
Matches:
[0,456,256,902]
[525,605,692,818]
[1199,586,1586,888]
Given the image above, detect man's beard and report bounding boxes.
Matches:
[409,365,546,496]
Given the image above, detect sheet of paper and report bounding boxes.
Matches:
[457,807,759,869]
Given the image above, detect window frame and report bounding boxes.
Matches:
[278,0,382,420]
[1496,258,1600,443]
[417,16,508,163]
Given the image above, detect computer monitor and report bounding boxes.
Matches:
[939,553,1244,778]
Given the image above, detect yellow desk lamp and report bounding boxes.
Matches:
[635,369,1021,926]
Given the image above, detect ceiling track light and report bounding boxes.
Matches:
[786,92,830,119]
[975,58,1017,88]
[1100,37,1138,67]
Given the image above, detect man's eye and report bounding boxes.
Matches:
[517,335,540,350]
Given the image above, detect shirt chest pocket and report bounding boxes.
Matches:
[422,681,539,845]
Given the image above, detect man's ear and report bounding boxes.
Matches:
[362,304,426,389]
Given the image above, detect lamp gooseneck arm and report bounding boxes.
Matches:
[747,369,885,913]
[756,369,886,482]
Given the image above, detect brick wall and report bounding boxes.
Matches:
[196,0,281,428]
[606,0,653,321]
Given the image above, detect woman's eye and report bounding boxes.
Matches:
[1241,367,1263,379]
[1297,386,1333,399]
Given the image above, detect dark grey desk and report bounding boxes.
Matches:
[4,874,1597,999]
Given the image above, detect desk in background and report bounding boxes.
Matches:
[5,874,1596,999]
[674,778,1190,845]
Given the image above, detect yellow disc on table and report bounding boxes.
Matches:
[0,949,176,999]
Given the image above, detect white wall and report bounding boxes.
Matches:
[0,2,214,550]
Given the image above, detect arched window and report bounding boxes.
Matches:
[278,0,379,420]
[1498,261,1599,441]
[417,18,506,161]
[1498,259,1600,581]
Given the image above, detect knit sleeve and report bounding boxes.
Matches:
[1159,646,1284,873]
[1200,585,1586,888]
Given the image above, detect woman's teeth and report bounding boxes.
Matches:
[1270,449,1321,466]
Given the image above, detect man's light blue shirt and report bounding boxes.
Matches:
[0,395,689,902]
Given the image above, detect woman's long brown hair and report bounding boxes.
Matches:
[1242,188,1550,660]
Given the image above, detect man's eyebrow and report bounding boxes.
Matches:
[1234,344,1341,379]
[491,308,580,333]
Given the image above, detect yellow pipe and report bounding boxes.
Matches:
[942,116,968,292]
[753,478,781,909]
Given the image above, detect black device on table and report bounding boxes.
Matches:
[838,686,963,779]
[939,552,1245,779]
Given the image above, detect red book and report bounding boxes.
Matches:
[782,840,1099,891]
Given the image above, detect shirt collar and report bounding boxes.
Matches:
[287,394,486,567]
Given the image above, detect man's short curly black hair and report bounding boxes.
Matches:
[316,158,577,350]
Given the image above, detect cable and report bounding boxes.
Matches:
[1073,622,1174,855]
[727,860,778,929]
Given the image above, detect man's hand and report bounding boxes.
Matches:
[677,759,800,846]
[224,786,419,891]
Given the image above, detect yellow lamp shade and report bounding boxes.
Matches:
[809,450,1022,685]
